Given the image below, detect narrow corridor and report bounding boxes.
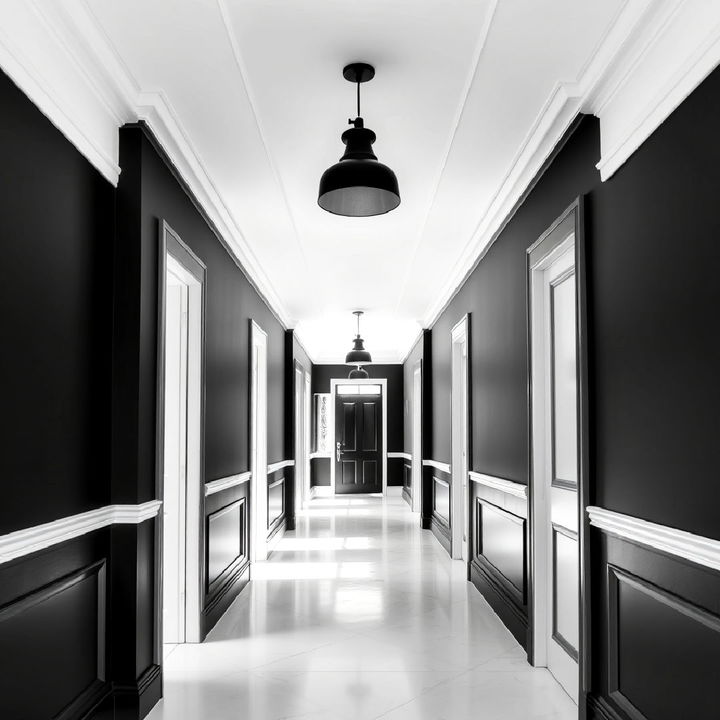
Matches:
[149,495,575,720]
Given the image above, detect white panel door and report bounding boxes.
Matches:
[163,274,188,644]
[543,246,579,701]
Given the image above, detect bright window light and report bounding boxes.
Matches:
[336,383,381,395]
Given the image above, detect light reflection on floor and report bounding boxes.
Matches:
[148,494,576,720]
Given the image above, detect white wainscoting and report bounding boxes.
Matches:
[469,471,528,500]
[0,500,163,565]
[423,459,451,474]
[205,472,251,496]
[587,506,720,572]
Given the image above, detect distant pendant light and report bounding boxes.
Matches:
[318,63,400,217]
[348,365,369,379]
[345,310,372,365]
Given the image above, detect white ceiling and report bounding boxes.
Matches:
[85,0,625,362]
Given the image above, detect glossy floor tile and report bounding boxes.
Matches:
[148,494,576,720]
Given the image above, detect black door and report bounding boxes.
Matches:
[334,391,382,494]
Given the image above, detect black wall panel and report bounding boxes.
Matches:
[0,70,114,534]
[0,532,111,720]
[589,67,720,539]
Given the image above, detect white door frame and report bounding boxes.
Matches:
[250,320,268,562]
[294,362,309,514]
[451,315,470,561]
[330,377,388,496]
[411,362,422,513]
[530,231,578,697]
[157,222,204,646]
[304,371,311,507]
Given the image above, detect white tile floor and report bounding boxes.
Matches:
[148,494,576,720]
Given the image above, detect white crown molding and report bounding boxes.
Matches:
[420,0,716,329]
[0,0,295,330]
[0,500,162,565]
[205,472,251,496]
[423,459,451,474]
[267,460,295,473]
[0,0,125,184]
[3,0,718,342]
[593,0,720,180]
[469,471,528,500]
[388,452,412,461]
[587,505,720,572]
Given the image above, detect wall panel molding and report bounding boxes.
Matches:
[423,459,451,474]
[205,472,251,496]
[0,501,162,565]
[388,451,412,460]
[606,564,720,720]
[587,506,720,572]
[267,459,294,473]
[0,560,109,720]
[469,471,528,499]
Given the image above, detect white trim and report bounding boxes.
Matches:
[587,506,720,573]
[591,0,720,180]
[387,486,403,497]
[388,452,411,460]
[250,320,268,562]
[309,452,331,460]
[423,459,451,474]
[529,230,579,699]
[204,472,251,497]
[330,377,388,497]
[267,459,294,474]
[0,501,162,565]
[450,314,470,561]
[469,472,528,500]
[411,361,423,514]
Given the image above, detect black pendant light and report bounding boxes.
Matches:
[348,365,369,379]
[345,311,372,365]
[318,63,400,217]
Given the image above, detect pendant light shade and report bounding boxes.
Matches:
[348,365,369,379]
[345,311,372,365]
[318,63,400,217]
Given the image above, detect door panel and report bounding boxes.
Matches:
[335,393,382,494]
[362,403,377,451]
[551,272,578,486]
[543,247,579,700]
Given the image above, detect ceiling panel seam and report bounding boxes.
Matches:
[216,0,311,276]
[392,0,498,315]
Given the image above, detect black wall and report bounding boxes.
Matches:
[585,64,720,719]
[116,124,288,647]
[0,73,291,720]
[411,65,720,719]
[0,69,116,719]
[311,364,404,486]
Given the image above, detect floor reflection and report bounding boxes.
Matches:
[149,494,576,720]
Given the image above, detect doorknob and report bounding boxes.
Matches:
[336,441,342,462]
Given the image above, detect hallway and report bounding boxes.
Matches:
[149,496,575,720]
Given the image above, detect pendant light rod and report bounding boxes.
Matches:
[354,310,363,336]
